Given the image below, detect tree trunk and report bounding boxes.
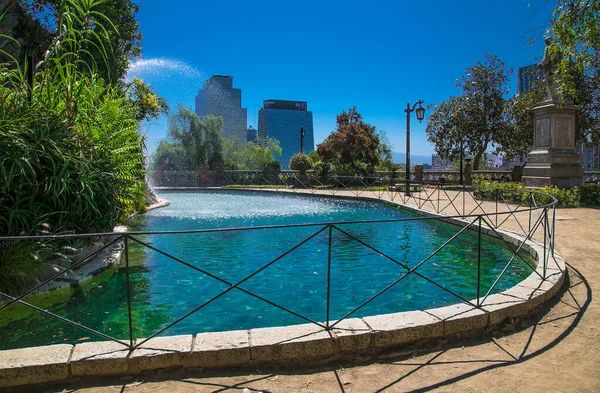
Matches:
[472,139,489,170]
[473,150,483,170]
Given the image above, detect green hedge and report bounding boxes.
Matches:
[473,180,600,208]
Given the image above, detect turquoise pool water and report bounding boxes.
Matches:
[0,191,532,349]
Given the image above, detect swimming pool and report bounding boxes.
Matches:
[0,190,533,349]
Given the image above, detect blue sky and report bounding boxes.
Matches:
[128,0,555,158]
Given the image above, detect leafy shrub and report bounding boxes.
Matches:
[473,181,530,205]
[262,161,281,183]
[312,161,333,182]
[538,186,580,207]
[580,183,600,206]
[0,0,159,293]
[289,153,313,174]
[473,180,600,208]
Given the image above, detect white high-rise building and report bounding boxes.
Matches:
[195,75,247,142]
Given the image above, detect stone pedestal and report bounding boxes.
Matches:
[465,164,472,185]
[414,165,423,182]
[522,101,583,188]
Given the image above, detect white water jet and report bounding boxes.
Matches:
[125,58,207,153]
[125,58,205,82]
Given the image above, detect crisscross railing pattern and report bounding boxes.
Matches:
[0,186,558,351]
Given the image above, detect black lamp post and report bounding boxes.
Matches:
[459,137,464,185]
[404,100,425,196]
[299,126,306,154]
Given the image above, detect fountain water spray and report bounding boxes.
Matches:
[125,58,206,154]
[125,58,205,82]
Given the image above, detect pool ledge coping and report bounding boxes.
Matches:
[0,194,566,388]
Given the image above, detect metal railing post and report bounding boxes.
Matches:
[528,192,533,235]
[477,216,482,307]
[495,189,498,228]
[326,224,333,329]
[462,183,466,217]
[543,207,548,280]
[551,204,556,256]
[124,235,134,350]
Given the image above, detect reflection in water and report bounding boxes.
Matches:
[0,191,532,349]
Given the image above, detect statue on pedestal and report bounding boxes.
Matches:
[522,37,583,188]
[539,37,562,102]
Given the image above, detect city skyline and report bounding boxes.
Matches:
[129,0,555,157]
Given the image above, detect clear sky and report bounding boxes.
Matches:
[128,0,555,158]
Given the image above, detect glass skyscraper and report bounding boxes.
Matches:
[195,75,247,142]
[258,100,314,169]
[517,64,543,95]
[247,125,257,143]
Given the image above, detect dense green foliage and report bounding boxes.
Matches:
[17,0,143,83]
[0,76,147,234]
[0,0,165,293]
[537,1,600,145]
[426,54,513,169]
[549,0,599,96]
[150,110,283,173]
[222,137,282,170]
[289,153,313,174]
[316,107,381,174]
[151,141,188,171]
[496,1,600,154]
[501,80,547,159]
[473,180,600,208]
[151,105,223,170]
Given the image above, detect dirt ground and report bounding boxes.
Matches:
[12,194,600,393]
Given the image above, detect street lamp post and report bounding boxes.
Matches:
[459,137,464,185]
[404,100,425,196]
[299,126,306,154]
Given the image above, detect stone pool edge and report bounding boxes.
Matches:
[0,193,566,388]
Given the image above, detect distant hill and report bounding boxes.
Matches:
[392,152,431,165]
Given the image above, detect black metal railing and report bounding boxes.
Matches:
[0,184,559,351]
[203,173,556,243]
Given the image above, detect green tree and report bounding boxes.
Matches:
[499,80,546,159]
[426,53,513,169]
[532,0,600,145]
[150,141,188,171]
[166,105,224,169]
[19,0,142,83]
[376,129,394,169]
[223,137,282,170]
[0,0,155,293]
[425,96,468,165]
[580,53,600,145]
[317,107,380,174]
[127,77,169,121]
[548,0,599,98]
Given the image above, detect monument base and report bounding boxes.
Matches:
[522,101,583,189]
[522,149,583,188]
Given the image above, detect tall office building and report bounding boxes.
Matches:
[195,75,247,142]
[258,100,314,169]
[517,64,543,95]
[247,126,257,143]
